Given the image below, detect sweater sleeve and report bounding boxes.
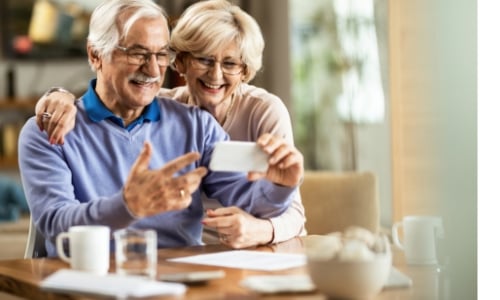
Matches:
[238,88,307,242]
[197,110,298,219]
[18,118,136,247]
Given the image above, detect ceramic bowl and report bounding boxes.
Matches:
[306,233,392,299]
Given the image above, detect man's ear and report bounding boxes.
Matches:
[87,45,101,69]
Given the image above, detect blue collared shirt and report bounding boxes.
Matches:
[83,79,160,131]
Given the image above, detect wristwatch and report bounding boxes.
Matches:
[44,87,76,103]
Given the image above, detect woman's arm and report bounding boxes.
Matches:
[35,87,77,145]
[35,87,174,144]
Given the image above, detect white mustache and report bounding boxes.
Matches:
[129,73,161,83]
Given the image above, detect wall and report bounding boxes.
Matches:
[433,1,476,298]
[389,0,476,299]
[243,0,291,108]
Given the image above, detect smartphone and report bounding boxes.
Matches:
[158,270,226,283]
[209,141,269,172]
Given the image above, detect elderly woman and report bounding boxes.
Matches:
[35,0,306,248]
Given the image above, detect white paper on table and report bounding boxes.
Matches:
[241,274,316,293]
[167,250,307,271]
[40,269,186,298]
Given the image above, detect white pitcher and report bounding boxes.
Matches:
[392,216,444,265]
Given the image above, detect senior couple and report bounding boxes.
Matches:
[20,0,306,257]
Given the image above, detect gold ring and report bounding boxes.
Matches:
[179,189,185,198]
[42,112,52,120]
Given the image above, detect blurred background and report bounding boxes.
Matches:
[0,0,476,299]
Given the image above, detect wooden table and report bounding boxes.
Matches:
[0,236,445,299]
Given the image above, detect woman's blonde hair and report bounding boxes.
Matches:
[170,0,264,82]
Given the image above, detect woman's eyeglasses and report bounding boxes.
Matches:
[188,53,245,75]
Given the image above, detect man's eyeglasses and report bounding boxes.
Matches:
[115,45,172,67]
[188,53,245,75]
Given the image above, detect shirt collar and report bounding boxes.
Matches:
[82,79,160,130]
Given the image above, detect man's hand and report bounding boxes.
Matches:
[202,207,274,248]
[35,90,77,145]
[247,133,304,187]
[123,142,208,217]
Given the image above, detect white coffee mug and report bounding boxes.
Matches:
[392,216,444,265]
[56,225,110,275]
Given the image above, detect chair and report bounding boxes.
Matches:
[24,215,47,258]
[300,171,380,235]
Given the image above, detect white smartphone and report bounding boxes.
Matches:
[209,141,269,172]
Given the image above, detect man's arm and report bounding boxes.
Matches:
[18,118,135,243]
[19,117,208,248]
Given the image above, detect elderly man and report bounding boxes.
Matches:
[18,0,303,257]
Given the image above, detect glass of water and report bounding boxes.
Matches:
[114,228,157,279]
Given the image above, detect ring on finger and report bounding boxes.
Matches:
[42,112,52,120]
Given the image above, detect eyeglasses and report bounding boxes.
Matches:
[115,45,172,67]
[188,53,245,75]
